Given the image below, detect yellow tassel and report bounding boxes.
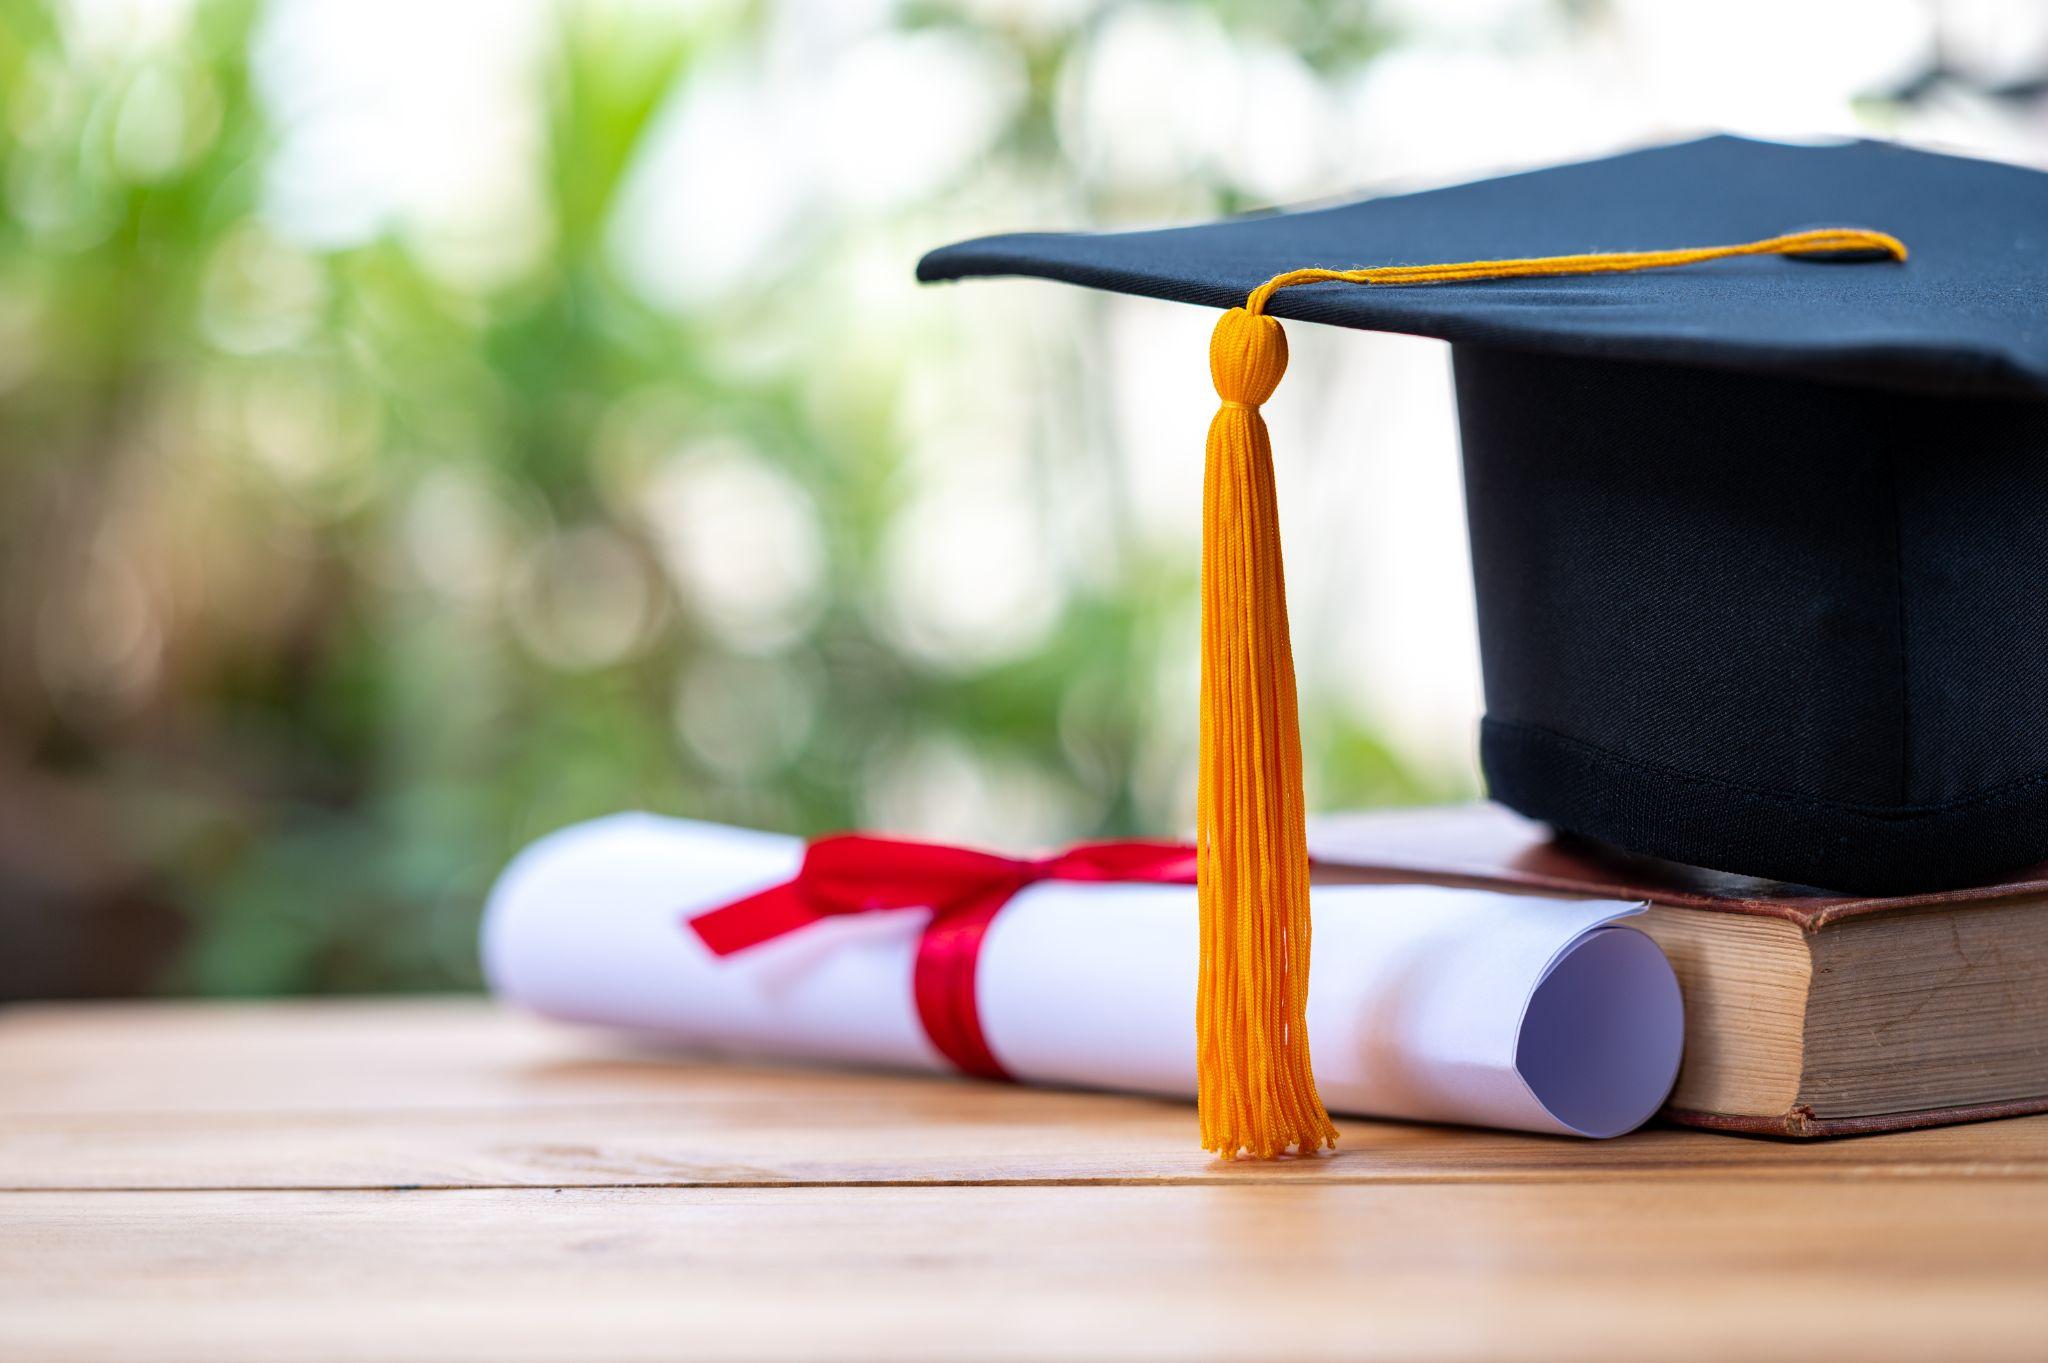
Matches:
[1194,226,1905,1160]
[1198,306,1334,1160]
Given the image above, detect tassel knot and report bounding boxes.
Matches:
[1208,307,1288,408]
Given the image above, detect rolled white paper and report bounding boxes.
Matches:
[482,814,1683,1138]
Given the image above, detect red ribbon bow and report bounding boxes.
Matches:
[686,834,1199,1080]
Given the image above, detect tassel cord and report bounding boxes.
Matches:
[1193,225,1906,1160]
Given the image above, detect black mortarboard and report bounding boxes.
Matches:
[919,134,2047,1158]
[921,135,2048,900]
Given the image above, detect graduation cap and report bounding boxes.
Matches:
[919,134,2048,1157]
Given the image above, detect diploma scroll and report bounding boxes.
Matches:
[483,814,1684,1138]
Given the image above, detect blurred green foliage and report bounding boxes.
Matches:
[0,0,1462,999]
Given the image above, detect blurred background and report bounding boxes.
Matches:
[4,0,2046,1000]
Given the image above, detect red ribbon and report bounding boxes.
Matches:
[685,834,1199,1080]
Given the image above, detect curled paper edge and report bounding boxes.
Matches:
[1515,923,1684,1137]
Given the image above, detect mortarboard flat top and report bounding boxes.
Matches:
[920,135,2048,400]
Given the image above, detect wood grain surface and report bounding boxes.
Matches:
[5,998,2046,1362]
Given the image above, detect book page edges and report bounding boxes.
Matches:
[1635,906,1810,1118]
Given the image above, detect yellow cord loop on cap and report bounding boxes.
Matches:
[1242,227,1908,313]
[1194,226,1906,1161]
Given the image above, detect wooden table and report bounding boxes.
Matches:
[4,1000,2046,1362]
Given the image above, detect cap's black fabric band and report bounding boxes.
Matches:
[1481,716,2048,894]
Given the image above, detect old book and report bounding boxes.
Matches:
[1306,803,2048,1137]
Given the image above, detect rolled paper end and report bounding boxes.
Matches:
[1515,925,1685,1138]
